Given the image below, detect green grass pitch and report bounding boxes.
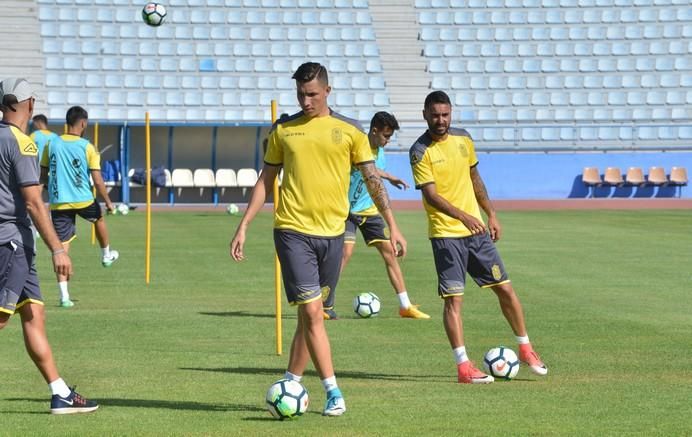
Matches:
[1,209,691,435]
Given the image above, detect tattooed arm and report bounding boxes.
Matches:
[357,161,407,257]
[470,165,501,241]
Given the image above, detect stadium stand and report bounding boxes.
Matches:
[2,1,689,201]
[416,0,692,150]
[36,0,388,123]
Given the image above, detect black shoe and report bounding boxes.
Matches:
[50,388,99,415]
[323,308,339,320]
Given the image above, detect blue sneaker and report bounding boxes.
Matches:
[322,388,346,416]
[50,388,99,415]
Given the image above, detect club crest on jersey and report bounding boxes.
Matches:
[491,264,502,281]
[21,142,38,155]
[331,128,342,144]
[72,158,81,168]
[458,143,468,157]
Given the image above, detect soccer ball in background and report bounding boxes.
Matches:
[353,292,381,318]
[142,2,167,27]
[117,203,130,215]
[265,379,309,420]
[226,203,239,215]
[483,346,520,380]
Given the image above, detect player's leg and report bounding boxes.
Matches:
[468,234,548,376]
[8,246,98,414]
[323,216,357,320]
[274,230,345,416]
[372,241,430,319]
[362,214,430,319]
[49,210,75,307]
[80,202,118,267]
[315,234,346,415]
[432,238,493,384]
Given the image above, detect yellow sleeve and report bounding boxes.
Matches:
[412,150,434,188]
[40,143,49,167]
[467,137,478,167]
[86,143,101,170]
[350,128,372,165]
[264,127,283,165]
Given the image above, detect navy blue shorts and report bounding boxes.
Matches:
[431,233,509,298]
[0,241,42,315]
[273,229,343,306]
[344,213,390,246]
[51,200,102,243]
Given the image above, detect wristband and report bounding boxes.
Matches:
[52,249,65,256]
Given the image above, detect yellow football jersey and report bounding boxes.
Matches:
[409,128,483,238]
[265,110,373,237]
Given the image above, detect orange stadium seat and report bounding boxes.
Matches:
[647,167,667,186]
[603,167,624,186]
[582,167,602,197]
[669,166,688,197]
[625,167,646,186]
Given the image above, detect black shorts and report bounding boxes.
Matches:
[431,233,510,298]
[344,213,390,246]
[51,200,102,243]
[273,229,344,306]
[0,241,42,315]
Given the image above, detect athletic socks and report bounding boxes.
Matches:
[58,281,69,302]
[516,335,530,345]
[397,291,412,309]
[453,346,469,364]
[283,371,302,383]
[101,245,110,258]
[321,376,338,393]
[48,378,71,398]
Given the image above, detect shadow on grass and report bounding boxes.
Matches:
[5,397,263,413]
[199,311,296,319]
[180,366,447,382]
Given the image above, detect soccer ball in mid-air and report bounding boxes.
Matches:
[117,203,130,215]
[483,346,520,380]
[142,2,167,27]
[226,203,239,215]
[353,292,381,318]
[265,379,309,420]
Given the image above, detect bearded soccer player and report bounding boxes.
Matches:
[230,62,406,415]
[409,91,548,384]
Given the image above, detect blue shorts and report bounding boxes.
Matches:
[431,233,510,298]
[51,200,102,243]
[0,241,43,315]
[273,229,343,306]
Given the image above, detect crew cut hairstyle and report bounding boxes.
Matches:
[370,111,400,132]
[424,90,452,110]
[66,106,88,126]
[292,62,329,85]
[32,114,48,125]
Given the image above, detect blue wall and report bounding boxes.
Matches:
[385,151,692,200]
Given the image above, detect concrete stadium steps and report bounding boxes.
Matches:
[370,0,431,144]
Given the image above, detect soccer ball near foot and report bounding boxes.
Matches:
[117,203,130,215]
[265,379,309,420]
[353,292,381,318]
[483,346,520,380]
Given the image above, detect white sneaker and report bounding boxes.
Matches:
[102,250,119,267]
